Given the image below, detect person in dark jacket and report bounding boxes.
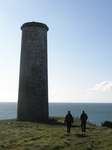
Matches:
[64,110,73,133]
[80,110,88,132]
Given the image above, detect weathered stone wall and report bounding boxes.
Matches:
[17,22,49,122]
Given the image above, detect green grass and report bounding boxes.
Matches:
[0,117,112,150]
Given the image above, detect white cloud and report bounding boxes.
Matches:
[86,81,112,93]
[49,87,71,94]
[49,82,112,103]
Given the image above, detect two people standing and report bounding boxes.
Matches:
[64,110,88,133]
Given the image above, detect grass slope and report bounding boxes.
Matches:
[0,117,112,150]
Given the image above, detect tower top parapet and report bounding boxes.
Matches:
[21,21,49,31]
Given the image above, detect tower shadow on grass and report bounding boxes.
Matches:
[75,133,88,138]
[44,118,82,128]
[45,118,65,126]
[72,124,81,128]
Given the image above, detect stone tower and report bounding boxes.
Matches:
[17,22,49,122]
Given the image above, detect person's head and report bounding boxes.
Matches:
[82,110,85,114]
[68,110,70,114]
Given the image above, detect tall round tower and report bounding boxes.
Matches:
[17,22,49,122]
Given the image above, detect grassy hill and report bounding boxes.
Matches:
[0,117,112,150]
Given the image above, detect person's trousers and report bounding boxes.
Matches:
[81,122,86,132]
[67,124,71,133]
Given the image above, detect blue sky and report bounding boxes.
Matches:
[0,0,112,103]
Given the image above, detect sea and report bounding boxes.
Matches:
[0,102,112,126]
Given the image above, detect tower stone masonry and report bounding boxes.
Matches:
[17,22,49,122]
